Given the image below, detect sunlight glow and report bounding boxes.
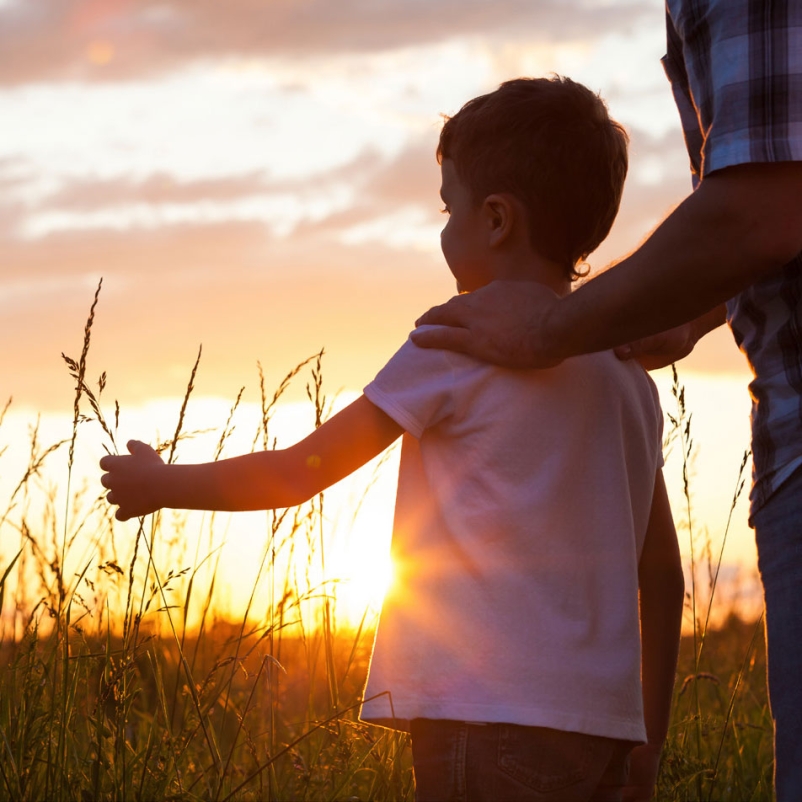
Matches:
[0,368,763,637]
[87,40,115,66]
[0,394,400,635]
[329,541,396,624]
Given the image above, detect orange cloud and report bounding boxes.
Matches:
[0,0,655,86]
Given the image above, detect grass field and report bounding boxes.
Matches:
[0,286,774,800]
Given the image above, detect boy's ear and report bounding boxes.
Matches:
[482,193,517,248]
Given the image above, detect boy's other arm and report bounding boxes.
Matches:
[624,468,684,801]
[100,395,403,521]
[412,161,802,367]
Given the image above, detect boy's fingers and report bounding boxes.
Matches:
[126,439,163,462]
[127,439,150,454]
[410,325,472,354]
[100,454,131,470]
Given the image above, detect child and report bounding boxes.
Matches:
[101,77,684,801]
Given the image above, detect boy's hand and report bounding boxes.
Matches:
[412,280,564,368]
[622,742,663,801]
[100,440,166,521]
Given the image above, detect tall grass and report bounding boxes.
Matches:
[656,366,772,801]
[0,284,412,801]
[0,287,773,800]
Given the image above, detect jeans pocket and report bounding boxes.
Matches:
[497,725,604,793]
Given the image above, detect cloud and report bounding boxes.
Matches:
[0,0,654,87]
[0,123,748,420]
[1,125,690,286]
[590,125,691,262]
[287,139,441,243]
[34,145,428,214]
[3,139,439,245]
[40,171,273,211]
[367,139,440,206]
[0,159,29,237]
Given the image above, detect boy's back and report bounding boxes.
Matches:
[360,336,663,743]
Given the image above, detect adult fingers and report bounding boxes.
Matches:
[409,325,473,354]
[415,295,472,328]
[614,333,666,360]
[614,334,679,372]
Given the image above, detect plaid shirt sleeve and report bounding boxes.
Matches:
[663,0,802,181]
[662,0,802,517]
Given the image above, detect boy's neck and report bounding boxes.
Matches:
[489,250,572,298]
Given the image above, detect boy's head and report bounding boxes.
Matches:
[437,76,628,281]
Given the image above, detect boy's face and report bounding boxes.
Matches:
[439,159,494,293]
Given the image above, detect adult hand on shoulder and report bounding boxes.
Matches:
[613,322,697,371]
[100,440,165,521]
[411,280,564,368]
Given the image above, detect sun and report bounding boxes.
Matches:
[325,532,395,628]
[319,437,400,627]
[341,549,394,607]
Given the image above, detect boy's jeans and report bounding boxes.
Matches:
[753,466,802,802]
[409,719,632,802]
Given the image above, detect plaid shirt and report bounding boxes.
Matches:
[663,0,802,518]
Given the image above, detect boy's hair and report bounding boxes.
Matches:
[437,76,628,280]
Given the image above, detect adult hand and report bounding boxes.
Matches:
[621,742,662,801]
[411,280,564,368]
[613,322,697,371]
[100,440,165,521]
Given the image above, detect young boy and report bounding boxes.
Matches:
[101,77,684,801]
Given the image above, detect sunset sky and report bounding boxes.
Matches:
[0,0,760,618]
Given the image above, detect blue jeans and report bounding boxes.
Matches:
[753,466,802,802]
[409,719,632,802]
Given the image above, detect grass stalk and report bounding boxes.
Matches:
[0,303,770,801]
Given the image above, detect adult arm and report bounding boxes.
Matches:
[413,161,802,367]
[100,394,403,521]
[624,469,684,801]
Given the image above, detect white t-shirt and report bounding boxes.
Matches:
[359,332,663,742]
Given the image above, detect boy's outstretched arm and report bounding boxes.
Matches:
[100,395,404,521]
[624,468,684,802]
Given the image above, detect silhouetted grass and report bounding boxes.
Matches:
[0,286,772,800]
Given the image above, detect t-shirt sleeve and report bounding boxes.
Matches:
[364,332,457,439]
